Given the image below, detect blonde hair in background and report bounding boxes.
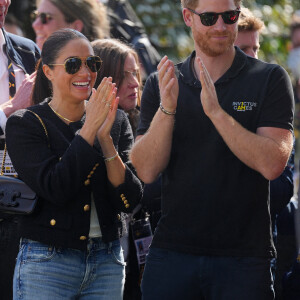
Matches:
[238,7,265,33]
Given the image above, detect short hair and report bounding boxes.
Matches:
[181,0,242,9]
[37,0,109,41]
[238,7,265,33]
[91,38,142,107]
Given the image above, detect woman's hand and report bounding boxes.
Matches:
[97,96,119,143]
[85,77,116,129]
[80,77,117,145]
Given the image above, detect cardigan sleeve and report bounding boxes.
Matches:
[5,109,103,206]
[106,110,143,213]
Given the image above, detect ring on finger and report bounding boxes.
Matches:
[105,103,110,107]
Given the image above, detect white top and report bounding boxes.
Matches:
[0,29,25,137]
[88,193,102,238]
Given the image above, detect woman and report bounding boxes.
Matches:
[31,0,109,49]
[91,39,161,300]
[91,38,142,136]
[6,29,142,300]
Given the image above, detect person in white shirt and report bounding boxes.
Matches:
[0,1,40,299]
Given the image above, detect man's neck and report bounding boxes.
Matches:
[193,46,236,83]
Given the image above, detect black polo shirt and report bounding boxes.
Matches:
[137,47,294,258]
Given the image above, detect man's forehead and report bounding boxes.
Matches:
[196,0,237,9]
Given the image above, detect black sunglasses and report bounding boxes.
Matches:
[187,8,240,26]
[48,56,102,74]
[30,10,53,24]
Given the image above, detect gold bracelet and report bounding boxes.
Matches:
[104,152,119,162]
[159,103,176,115]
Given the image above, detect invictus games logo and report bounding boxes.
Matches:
[232,101,257,112]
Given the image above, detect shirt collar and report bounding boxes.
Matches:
[179,47,248,87]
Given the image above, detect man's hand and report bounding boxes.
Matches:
[1,72,37,118]
[196,57,222,118]
[158,56,179,113]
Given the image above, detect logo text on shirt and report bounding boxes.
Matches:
[232,102,257,112]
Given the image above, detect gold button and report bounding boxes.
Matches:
[87,174,92,178]
[121,197,126,201]
[84,204,90,211]
[124,200,128,204]
[95,163,99,167]
[117,214,121,220]
[79,236,87,241]
[84,179,90,186]
[120,194,124,198]
[90,171,94,175]
[50,219,56,226]
[125,204,130,209]
[93,166,97,171]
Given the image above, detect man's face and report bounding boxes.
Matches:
[0,0,11,28]
[235,30,260,58]
[291,28,300,49]
[188,0,238,57]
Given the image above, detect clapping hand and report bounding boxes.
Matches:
[196,57,221,118]
[157,56,179,114]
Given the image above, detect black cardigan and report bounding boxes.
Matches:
[5,99,143,250]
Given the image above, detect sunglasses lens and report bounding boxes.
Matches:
[223,11,240,24]
[86,56,102,72]
[30,11,37,22]
[40,13,49,24]
[200,13,218,26]
[65,58,82,74]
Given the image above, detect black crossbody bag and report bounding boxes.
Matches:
[0,111,49,214]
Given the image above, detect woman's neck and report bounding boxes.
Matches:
[49,97,85,124]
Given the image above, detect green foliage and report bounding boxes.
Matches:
[129,0,300,68]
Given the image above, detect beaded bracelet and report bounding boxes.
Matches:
[159,103,176,115]
[104,152,119,162]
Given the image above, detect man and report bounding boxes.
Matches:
[0,0,40,299]
[235,7,264,58]
[130,0,294,299]
[235,8,296,297]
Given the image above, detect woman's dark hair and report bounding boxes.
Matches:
[32,29,89,104]
[91,38,142,107]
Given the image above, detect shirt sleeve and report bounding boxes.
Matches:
[258,65,294,132]
[137,72,161,136]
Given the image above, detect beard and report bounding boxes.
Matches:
[193,27,237,57]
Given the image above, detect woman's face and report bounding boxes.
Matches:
[117,53,140,112]
[44,38,97,104]
[32,0,73,49]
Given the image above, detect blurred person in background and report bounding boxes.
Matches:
[0,0,40,299]
[92,39,158,300]
[235,7,264,59]
[92,38,142,136]
[31,0,110,49]
[4,13,23,36]
[236,8,296,299]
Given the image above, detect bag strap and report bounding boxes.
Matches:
[27,110,50,148]
[1,110,49,176]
